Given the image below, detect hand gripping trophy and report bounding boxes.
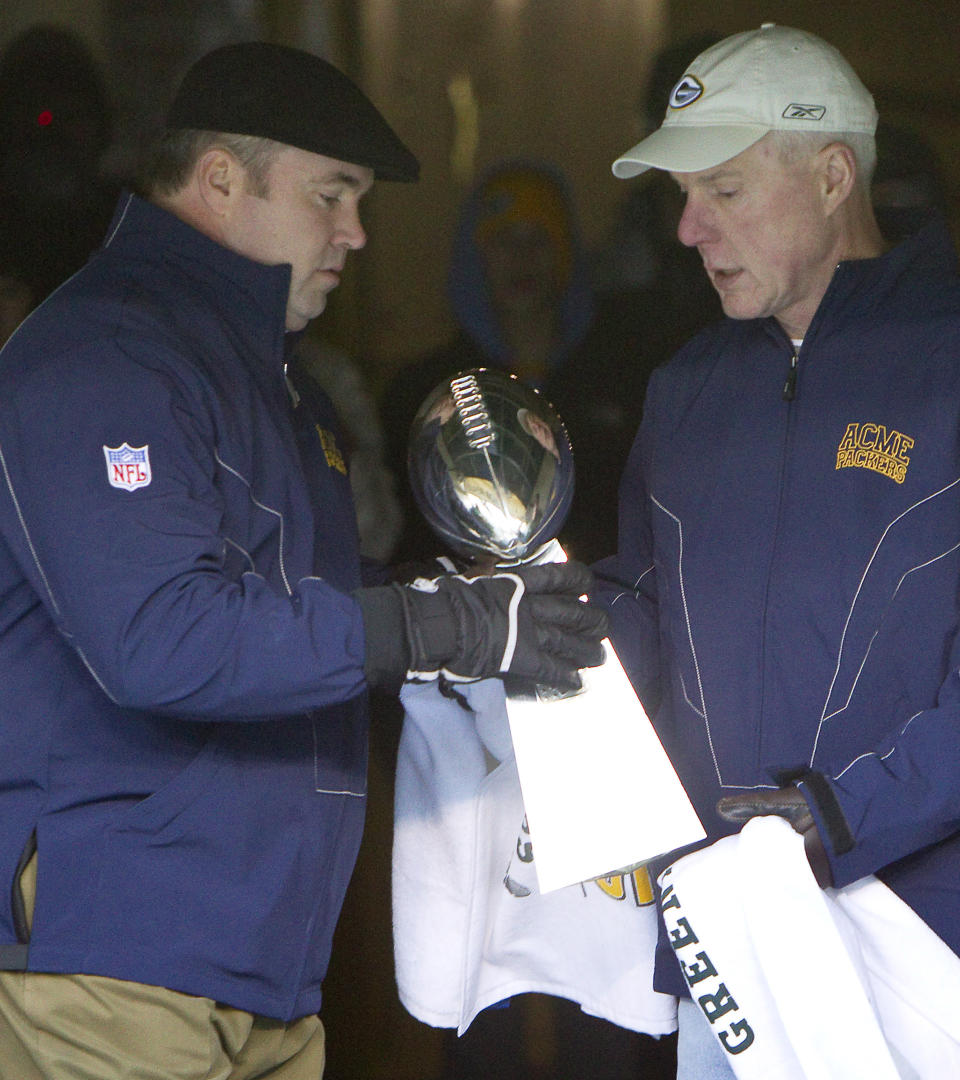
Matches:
[408,368,704,892]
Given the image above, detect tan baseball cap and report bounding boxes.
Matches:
[612,24,877,178]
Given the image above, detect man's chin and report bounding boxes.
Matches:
[285,298,328,332]
[719,294,763,322]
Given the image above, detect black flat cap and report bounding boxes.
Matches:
[167,41,419,182]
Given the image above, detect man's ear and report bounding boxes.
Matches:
[194,147,245,219]
[819,141,857,216]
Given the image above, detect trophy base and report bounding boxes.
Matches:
[502,540,705,893]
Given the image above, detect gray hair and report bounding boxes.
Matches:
[137,130,282,199]
[771,129,877,190]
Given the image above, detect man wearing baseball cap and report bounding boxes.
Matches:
[595,24,960,1077]
[0,41,608,1078]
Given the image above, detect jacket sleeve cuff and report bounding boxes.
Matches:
[353,585,409,693]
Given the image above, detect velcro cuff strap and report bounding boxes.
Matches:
[403,584,458,671]
[797,772,855,856]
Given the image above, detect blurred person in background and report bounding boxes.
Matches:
[589,32,724,408]
[0,24,118,344]
[871,119,950,246]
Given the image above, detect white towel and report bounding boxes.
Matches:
[392,677,677,1036]
[659,816,960,1079]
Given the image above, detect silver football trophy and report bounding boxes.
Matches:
[407,368,705,892]
[407,368,573,565]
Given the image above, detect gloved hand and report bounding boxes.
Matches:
[717,787,833,888]
[356,560,608,693]
[717,787,814,832]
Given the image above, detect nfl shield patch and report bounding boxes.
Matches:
[103,443,152,491]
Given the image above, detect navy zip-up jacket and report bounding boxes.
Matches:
[595,221,960,995]
[0,194,372,1020]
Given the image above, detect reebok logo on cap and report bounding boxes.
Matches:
[783,104,827,121]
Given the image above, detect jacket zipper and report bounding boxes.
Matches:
[758,339,800,767]
[283,361,301,408]
[782,346,799,401]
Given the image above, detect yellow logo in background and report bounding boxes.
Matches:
[836,422,914,485]
[315,426,347,475]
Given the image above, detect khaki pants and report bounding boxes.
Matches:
[0,853,326,1079]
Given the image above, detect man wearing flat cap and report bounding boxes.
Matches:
[592,23,960,1077]
[0,41,608,1077]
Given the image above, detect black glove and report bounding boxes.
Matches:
[356,561,608,693]
[717,787,833,888]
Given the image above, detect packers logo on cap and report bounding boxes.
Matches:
[669,75,704,110]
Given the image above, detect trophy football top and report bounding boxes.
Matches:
[407,368,574,562]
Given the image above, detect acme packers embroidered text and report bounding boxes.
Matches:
[836,422,914,484]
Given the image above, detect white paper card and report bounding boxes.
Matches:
[505,638,706,893]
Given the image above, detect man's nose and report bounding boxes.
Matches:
[676,195,711,249]
[338,206,367,250]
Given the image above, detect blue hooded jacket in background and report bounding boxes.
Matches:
[445,158,594,376]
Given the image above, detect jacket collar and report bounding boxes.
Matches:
[760,218,960,349]
[831,217,958,299]
[102,192,293,371]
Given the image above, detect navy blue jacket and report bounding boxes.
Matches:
[595,222,960,994]
[0,194,371,1020]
